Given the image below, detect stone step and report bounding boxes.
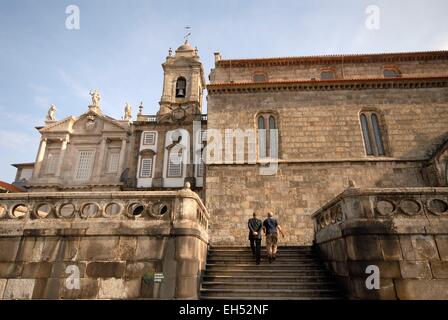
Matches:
[210,246,314,251]
[199,288,341,298]
[209,248,314,253]
[206,258,319,264]
[201,281,338,290]
[203,269,330,277]
[207,252,316,259]
[202,275,333,283]
[200,296,342,300]
[204,264,327,271]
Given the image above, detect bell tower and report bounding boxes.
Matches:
[158,40,205,123]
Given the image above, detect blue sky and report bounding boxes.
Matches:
[0,0,447,182]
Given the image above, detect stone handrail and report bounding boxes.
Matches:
[0,188,209,231]
[312,187,448,234]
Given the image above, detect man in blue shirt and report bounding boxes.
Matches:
[263,212,285,263]
[248,212,263,265]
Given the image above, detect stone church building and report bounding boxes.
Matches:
[1,42,448,300]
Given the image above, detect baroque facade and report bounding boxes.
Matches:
[2,43,448,299]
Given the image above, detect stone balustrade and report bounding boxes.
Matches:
[0,188,209,300]
[312,187,448,300]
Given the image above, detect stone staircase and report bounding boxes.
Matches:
[200,246,345,300]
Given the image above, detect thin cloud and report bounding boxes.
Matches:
[57,68,90,100]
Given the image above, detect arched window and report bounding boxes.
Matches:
[371,113,385,156]
[360,114,373,156]
[257,114,278,159]
[320,70,335,80]
[383,67,401,78]
[269,116,276,129]
[175,77,187,98]
[253,72,267,82]
[360,111,387,156]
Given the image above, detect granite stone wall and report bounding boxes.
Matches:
[0,189,209,300]
[313,187,448,300]
[206,85,448,245]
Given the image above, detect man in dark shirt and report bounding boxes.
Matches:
[263,212,285,263]
[248,212,263,265]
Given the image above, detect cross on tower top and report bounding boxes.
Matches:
[184,26,191,44]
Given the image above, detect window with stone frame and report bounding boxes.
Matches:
[175,77,187,98]
[383,66,401,78]
[167,147,183,178]
[142,131,157,146]
[107,150,120,173]
[253,72,267,82]
[320,70,335,80]
[139,157,154,178]
[45,151,60,175]
[257,113,279,159]
[360,111,387,156]
[74,150,95,181]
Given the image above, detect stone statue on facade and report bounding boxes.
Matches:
[89,90,101,108]
[46,104,57,121]
[124,102,132,120]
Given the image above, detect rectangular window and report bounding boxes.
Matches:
[140,158,153,178]
[107,152,120,173]
[143,132,156,145]
[75,151,95,181]
[197,156,204,177]
[167,151,182,177]
[45,152,60,174]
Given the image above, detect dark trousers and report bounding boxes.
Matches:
[250,239,261,263]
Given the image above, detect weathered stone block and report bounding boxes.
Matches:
[400,261,432,279]
[430,261,448,278]
[175,275,199,299]
[411,235,439,260]
[51,262,86,278]
[135,237,167,260]
[117,236,137,260]
[125,279,141,299]
[331,261,349,276]
[380,235,402,261]
[0,262,23,278]
[0,279,6,299]
[177,260,200,277]
[98,278,126,299]
[22,262,53,278]
[176,237,200,260]
[125,262,158,279]
[435,235,448,261]
[347,261,401,278]
[86,262,125,278]
[33,278,61,299]
[15,237,44,262]
[395,279,448,300]
[349,277,397,300]
[59,278,99,299]
[41,237,80,262]
[3,279,35,299]
[346,235,382,260]
[78,236,120,261]
[0,238,20,262]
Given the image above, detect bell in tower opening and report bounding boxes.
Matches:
[157,40,206,123]
[176,77,187,98]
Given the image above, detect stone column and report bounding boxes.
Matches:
[32,138,47,179]
[93,137,107,181]
[55,136,69,178]
[117,138,127,177]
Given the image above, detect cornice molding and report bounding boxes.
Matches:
[216,50,448,68]
[207,76,448,94]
